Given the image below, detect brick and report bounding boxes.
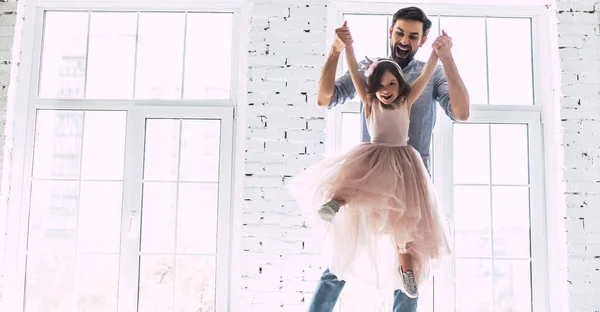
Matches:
[285,130,325,142]
[289,5,327,20]
[269,41,325,55]
[268,17,309,33]
[252,4,290,18]
[264,141,306,154]
[248,55,287,67]
[247,128,286,140]
[286,55,325,66]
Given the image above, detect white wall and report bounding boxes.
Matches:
[242,1,329,309]
[555,0,600,311]
[0,0,23,302]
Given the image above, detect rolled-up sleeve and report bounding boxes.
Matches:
[433,65,456,121]
[328,72,356,108]
[328,57,373,109]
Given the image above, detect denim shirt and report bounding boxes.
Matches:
[328,57,456,174]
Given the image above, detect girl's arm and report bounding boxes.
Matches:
[344,43,369,107]
[406,50,439,108]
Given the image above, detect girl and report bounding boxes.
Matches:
[288,26,451,298]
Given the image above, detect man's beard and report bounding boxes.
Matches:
[391,43,417,69]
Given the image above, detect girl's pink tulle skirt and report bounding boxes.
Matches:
[287,143,451,291]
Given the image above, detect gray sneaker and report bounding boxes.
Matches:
[400,268,419,299]
[317,200,341,221]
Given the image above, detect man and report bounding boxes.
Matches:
[309,6,470,312]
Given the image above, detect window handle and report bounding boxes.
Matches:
[128,211,139,238]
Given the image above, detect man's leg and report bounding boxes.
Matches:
[392,289,418,312]
[307,269,346,312]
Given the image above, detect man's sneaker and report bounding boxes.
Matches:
[317,200,341,221]
[400,268,419,299]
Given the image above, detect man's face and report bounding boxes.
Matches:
[389,19,428,68]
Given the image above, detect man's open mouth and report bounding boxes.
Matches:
[395,44,410,58]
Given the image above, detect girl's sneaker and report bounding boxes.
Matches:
[317,200,341,221]
[400,268,419,299]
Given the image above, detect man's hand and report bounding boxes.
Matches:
[333,21,353,53]
[432,30,453,62]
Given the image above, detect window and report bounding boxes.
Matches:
[328,6,547,312]
[6,7,238,312]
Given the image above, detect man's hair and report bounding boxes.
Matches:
[391,7,432,37]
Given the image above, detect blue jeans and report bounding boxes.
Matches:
[307,269,418,312]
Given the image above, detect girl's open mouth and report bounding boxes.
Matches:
[382,94,394,101]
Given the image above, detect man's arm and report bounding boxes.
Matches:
[317,47,352,107]
[317,49,373,108]
[433,30,470,121]
[318,21,356,108]
[439,56,470,120]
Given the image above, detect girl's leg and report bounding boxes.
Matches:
[398,248,418,299]
[399,252,413,272]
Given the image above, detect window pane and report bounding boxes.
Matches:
[143,119,181,181]
[38,12,88,99]
[80,111,127,180]
[76,255,119,311]
[138,255,174,311]
[33,110,84,179]
[177,184,218,254]
[453,124,490,184]
[85,12,137,99]
[487,18,533,105]
[141,182,177,253]
[455,259,493,311]
[490,124,529,185]
[25,254,76,312]
[137,255,217,312]
[341,14,388,77]
[184,13,233,99]
[492,186,531,258]
[135,13,185,99]
[175,256,217,311]
[494,260,532,312]
[77,181,123,254]
[414,15,440,69]
[439,17,487,105]
[454,186,491,257]
[340,112,361,152]
[28,180,79,252]
[179,119,221,182]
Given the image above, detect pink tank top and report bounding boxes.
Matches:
[367,100,410,147]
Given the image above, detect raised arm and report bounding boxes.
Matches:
[434,30,470,121]
[344,43,369,106]
[317,47,343,107]
[406,49,439,107]
[317,21,353,107]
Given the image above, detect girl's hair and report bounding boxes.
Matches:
[365,59,411,109]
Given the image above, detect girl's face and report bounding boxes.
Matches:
[375,70,400,105]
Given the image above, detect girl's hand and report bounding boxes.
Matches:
[333,21,353,53]
[432,30,453,61]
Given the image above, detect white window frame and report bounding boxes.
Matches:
[325,2,565,311]
[1,1,251,311]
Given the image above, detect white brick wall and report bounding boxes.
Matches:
[556,0,600,310]
[0,0,21,303]
[242,1,329,310]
